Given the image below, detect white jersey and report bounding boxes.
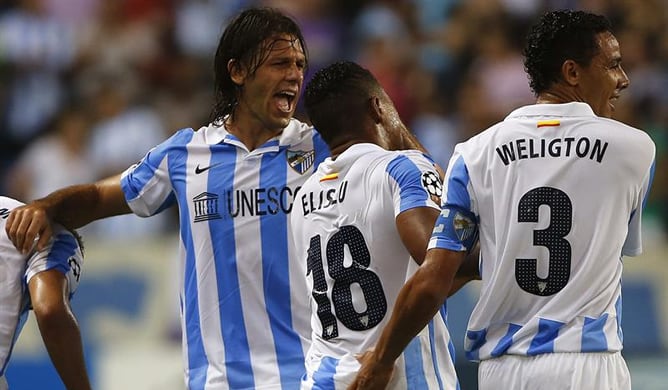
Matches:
[120,119,330,389]
[429,102,656,361]
[0,196,83,384]
[291,143,458,389]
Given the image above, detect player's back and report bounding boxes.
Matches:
[291,143,457,389]
[455,102,655,360]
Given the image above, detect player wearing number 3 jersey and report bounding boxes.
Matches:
[291,62,480,389]
[351,10,656,390]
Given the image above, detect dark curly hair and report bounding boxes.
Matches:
[304,61,381,144]
[211,7,308,124]
[523,10,612,95]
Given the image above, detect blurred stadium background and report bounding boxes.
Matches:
[0,0,665,389]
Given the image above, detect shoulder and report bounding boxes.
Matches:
[385,150,439,184]
[280,118,318,145]
[151,127,198,149]
[597,118,655,148]
[595,118,656,168]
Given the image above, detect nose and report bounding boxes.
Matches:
[286,62,304,81]
[618,66,630,90]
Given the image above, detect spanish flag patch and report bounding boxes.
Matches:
[537,120,560,128]
[319,173,339,182]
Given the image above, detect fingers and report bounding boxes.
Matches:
[36,222,53,252]
[6,206,53,254]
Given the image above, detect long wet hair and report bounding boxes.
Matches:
[211,7,308,124]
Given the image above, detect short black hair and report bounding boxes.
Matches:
[212,7,308,123]
[304,61,381,144]
[524,10,612,95]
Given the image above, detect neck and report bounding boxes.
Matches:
[330,139,367,160]
[225,114,283,151]
[536,86,584,106]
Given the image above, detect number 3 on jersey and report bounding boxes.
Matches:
[516,186,573,296]
[307,225,388,340]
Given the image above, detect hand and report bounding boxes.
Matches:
[6,202,54,254]
[347,350,394,390]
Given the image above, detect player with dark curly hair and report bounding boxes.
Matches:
[351,10,655,390]
[293,61,479,389]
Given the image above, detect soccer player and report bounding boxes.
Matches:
[291,61,477,389]
[0,196,90,390]
[5,7,326,390]
[350,10,656,390]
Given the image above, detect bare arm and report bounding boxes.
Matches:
[397,207,479,295]
[6,174,131,253]
[448,243,481,297]
[395,206,439,265]
[349,248,465,390]
[29,270,92,390]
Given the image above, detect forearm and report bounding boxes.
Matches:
[37,184,103,229]
[38,175,130,229]
[374,266,451,365]
[36,307,92,390]
[30,271,91,390]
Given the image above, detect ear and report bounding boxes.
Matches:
[228,59,246,86]
[561,59,580,86]
[369,96,383,124]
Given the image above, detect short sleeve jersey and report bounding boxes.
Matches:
[429,102,656,361]
[0,196,83,379]
[290,143,458,389]
[120,118,330,389]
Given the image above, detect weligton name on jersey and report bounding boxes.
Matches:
[496,136,609,166]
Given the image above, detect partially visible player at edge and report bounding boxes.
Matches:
[292,61,479,389]
[0,196,91,390]
[350,9,656,390]
[5,7,427,390]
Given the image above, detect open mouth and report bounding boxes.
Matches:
[609,94,620,111]
[275,90,296,113]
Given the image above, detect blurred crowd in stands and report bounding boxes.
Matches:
[0,0,666,239]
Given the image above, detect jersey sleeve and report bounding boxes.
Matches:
[622,158,656,257]
[120,129,190,217]
[428,151,479,253]
[25,227,84,298]
[386,151,442,217]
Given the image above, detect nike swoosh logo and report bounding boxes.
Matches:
[195,162,223,174]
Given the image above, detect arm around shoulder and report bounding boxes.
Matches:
[6,174,131,253]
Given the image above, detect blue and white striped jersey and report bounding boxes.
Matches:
[120,119,329,390]
[0,197,83,384]
[429,103,656,361]
[290,144,458,389]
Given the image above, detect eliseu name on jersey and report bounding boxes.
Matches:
[496,136,609,166]
[301,180,349,216]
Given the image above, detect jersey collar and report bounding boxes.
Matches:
[203,118,304,151]
[322,143,383,170]
[506,102,597,119]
